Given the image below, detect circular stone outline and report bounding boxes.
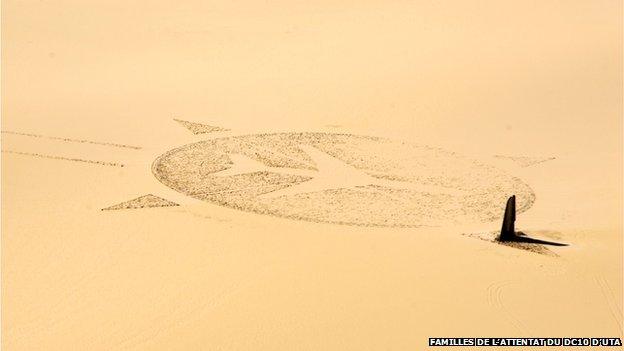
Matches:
[151,132,535,227]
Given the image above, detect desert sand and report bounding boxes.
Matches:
[2,1,622,350]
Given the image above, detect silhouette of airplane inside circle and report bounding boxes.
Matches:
[212,145,467,199]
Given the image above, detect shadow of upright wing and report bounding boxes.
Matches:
[510,235,569,247]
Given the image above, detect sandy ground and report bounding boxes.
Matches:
[2,1,622,350]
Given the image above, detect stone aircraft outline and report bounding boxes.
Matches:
[211,144,467,199]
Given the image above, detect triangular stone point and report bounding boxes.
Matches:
[102,194,179,211]
[173,118,229,134]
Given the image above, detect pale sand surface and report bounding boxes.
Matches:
[2,1,622,350]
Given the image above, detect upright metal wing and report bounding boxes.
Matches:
[499,195,516,241]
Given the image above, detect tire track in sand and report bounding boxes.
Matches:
[486,280,531,335]
[595,275,623,334]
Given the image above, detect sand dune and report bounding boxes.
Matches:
[2,1,622,350]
